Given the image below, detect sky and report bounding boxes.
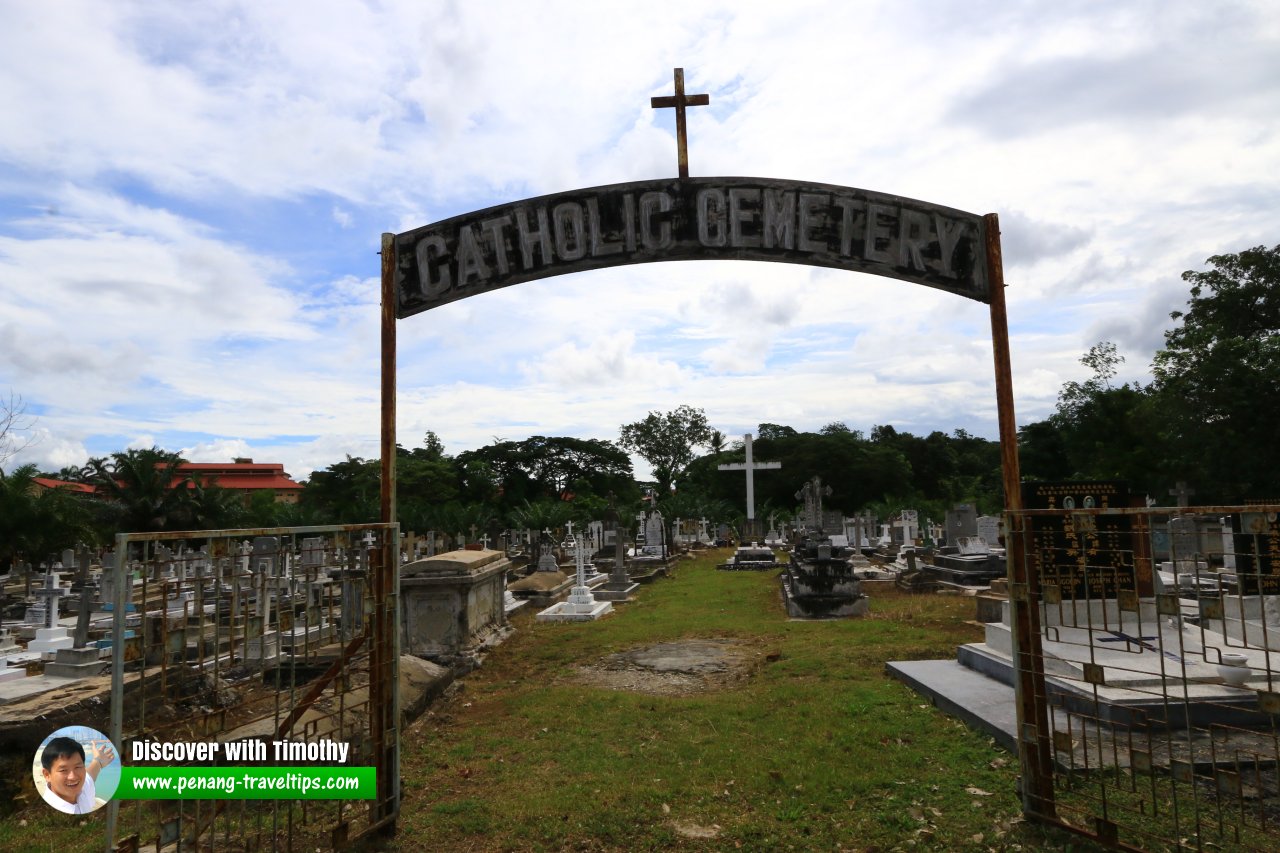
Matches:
[1,0,1278,483]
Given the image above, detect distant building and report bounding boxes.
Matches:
[175,458,303,504]
[31,477,97,495]
[32,458,303,504]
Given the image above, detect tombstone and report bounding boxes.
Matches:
[895,511,919,546]
[535,531,561,572]
[1231,511,1280,596]
[401,548,514,666]
[698,517,713,546]
[782,534,868,618]
[152,543,176,581]
[945,504,978,544]
[536,535,613,622]
[596,525,639,602]
[795,476,833,532]
[1221,521,1237,570]
[644,510,666,556]
[588,520,604,554]
[73,551,95,647]
[300,537,327,571]
[1020,481,1144,602]
[716,522,732,545]
[976,515,1002,548]
[1168,481,1196,508]
[765,511,782,546]
[27,573,75,656]
[1167,516,1203,573]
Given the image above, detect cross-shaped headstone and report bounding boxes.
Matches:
[794,475,832,531]
[1168,481,1196,508]
[650,67,710,179]
[36,571,70,630]
[719,433,782,527]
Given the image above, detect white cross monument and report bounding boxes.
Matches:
[718,433,781,541]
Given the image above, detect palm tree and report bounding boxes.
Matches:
[89,447,190,533]
[179,475,247,530]
[706,429,727,456]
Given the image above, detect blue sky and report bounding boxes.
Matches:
[2,1,1278,482]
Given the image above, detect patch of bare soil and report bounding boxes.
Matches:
[574,637,774,696]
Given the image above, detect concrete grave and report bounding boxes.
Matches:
[401,549,513,667]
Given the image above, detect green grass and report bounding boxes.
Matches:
[391,552,1108,852]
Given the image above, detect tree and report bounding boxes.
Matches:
[706,429,728,456]
[1152,244,1280,499]
[456,435,635,512]
[0,465,92,571]
[1018,343,1162,493]
[618,406,712,495]
[301,456,381,523]
[88,447,191,533]
[1,391,36,466]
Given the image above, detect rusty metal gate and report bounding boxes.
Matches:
[1007,504,1280,851]
[104,523,399,851]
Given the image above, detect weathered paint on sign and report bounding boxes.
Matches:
[393,177,988,318]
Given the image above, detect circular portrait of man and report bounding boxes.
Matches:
[33,726,119,815]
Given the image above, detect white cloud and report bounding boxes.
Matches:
[0,0,1276,484]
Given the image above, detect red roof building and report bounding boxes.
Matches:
[32,477,98,495]
[175,459,303,504]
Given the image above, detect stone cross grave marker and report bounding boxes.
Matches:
[719,433,782,535]
[1169,481,1196,508]
[74,550,94,647]
[537,529,560,572]
[896,510,919,546]
[795,476,832,531]
[35,571,70,629]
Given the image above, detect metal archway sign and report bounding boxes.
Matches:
[377,175,1046,818]
[390,177,990,317]
[380,175,1021,522]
